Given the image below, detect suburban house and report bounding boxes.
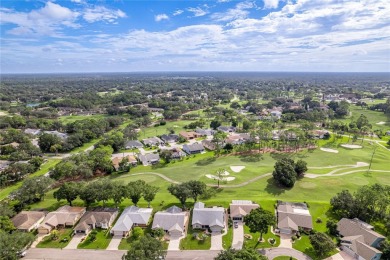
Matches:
[142,137,164,147]
[217,126,236,133]
[192,202,225,233]
[277,201,313,234]
[270,110,282,119]
[38,206,86,234]
[160,134,179,143]
[337,218,385,260]
[138,153,160,166]
[169,147,187,159]
[43,130,68,140]
[182,142,205,154]
[201,140,216,151]
[74,208,118,235]
[229,200,259,221]
[24,128,42,136]
[112,155,138,171]
[310,130,329,139]
[195,128,215,137]
[179,131,200,140]
[12,211,46,232]
[111,206,153,237]
[124,140,144,149]
[225,133,251,145]
[152,206,189,237]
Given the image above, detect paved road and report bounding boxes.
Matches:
[261,247,312,260]
[232,222,244,249]
[25,248,221,260]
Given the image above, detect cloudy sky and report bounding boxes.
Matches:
[0,0,389,73]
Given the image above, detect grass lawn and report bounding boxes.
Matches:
[0,159,60,200]
[59,114,106,124]
[274,257,297,260]
[292,235,338,260]
[77,228,112,249]
[222,226,233,249]
[118,235,169,250]
[36,228,73,248]
[243,226,280,249]
[139,120,196,139]
[180,213,211,250]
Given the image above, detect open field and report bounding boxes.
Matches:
[139,120,195,139]
[58,114,106,124]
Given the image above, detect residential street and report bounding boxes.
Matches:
[261,248,312,260]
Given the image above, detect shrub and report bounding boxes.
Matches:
[291,235,298,241]
[316,217,322,223]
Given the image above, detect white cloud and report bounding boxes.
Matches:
[83,6,126,23]
[155,14,169,22]
[263,0,279,9]
[211,1,255,22]
[187,6,209,17]
[173,9,183,16]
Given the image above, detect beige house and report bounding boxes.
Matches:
[112,155,137,171]
[229,200,259,221]
[38,206,86,234]
[337,218,385,260]
[74,208,118,234]
[12,211,46,232]
[277,201,313,234]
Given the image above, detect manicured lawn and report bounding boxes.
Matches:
[292,234,338,260]
[118,235,169,250]
[180,213,211,250]
[222,226,233,249]
[77,228,112,249]
[243,226,280,249]
[139,119,195,139]
[59,114,106,124]
[274,257,297,260]
[36,228,73,248]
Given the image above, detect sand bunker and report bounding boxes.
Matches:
[356,162,369,167]
[230,166,245,173]
[341,144,362,149]
[0,112,7,116]
[205,174,235,182]
[320,148,339,153]
[376,121,386,125]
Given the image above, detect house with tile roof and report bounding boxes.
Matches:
[12,211,46,232]
[337,218,385,260]
[277,201,313,234]
[37,206,86,234]
[111,206,153,237]
[192,202,225,233]
[152,206,189,237]
[229,200,259,221]
[74,208,118,235]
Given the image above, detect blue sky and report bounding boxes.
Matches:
[0,0,389,73]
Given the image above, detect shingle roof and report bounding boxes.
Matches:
[152,206,187,232]
[192,202,224,228]
[111,206,153,233]
[74,209,118,231]
[39,206,85,230]
[12,211,45,230]
[277,202,313,230]
[229,201,259,218]
[183,142,204,152]
[337,218,385,246]
[125,140,143,148]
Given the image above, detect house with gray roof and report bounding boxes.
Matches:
[138,153,160,166]
[195,128,216,136]
[192,202,225,233]
[74,208,118,235]
[217,126,236,133]
[337,218,385,260]
[12,211,46,232]
[182,142,205,155]
[277,201,313,234]
[111,206,153,237]
[124,140,144,149]
[152,206,189,237]
[43,131,68,140]
[160,134,179,143]
[142,137,164,147]
[24,128,42,136]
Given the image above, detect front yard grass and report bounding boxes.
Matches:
[243,226,280,249]
[222,226,233,249]
[180,217,211,251]
[118,234,169,250]
[274,257,297,260]
[77,228,112,249]
[36,228,72,248]
[292,234,338,260]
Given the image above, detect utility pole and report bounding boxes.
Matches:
[367,145,377,174]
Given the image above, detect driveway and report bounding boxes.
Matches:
[279,234,292,248]
[232,222,244,249]
[30,234,48,248]
[107,235,122,250]
[210,232,223,250]
[261,248,312,260]
[64,234,85,249]
[325,251,354,260]
[168,235,184,251]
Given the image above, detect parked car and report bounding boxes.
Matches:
[234,222,238,228]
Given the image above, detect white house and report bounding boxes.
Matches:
[192,202,225,233]
[111,206,153,237]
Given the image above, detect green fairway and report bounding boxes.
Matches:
[58,114,106,124]
[138,120,195,139]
